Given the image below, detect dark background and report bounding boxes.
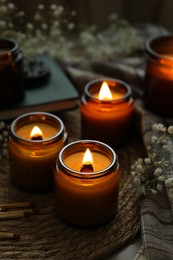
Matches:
[13,0,173,31]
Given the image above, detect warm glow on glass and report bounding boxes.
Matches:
[82,148,93,165]
[98,82,112,100]
[30,126,43,139]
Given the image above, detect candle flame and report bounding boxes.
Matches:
[98,82,112,100]
[82,149,93,165]
[30,126,43,140]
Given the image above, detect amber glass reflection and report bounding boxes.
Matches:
[144,34,173,117]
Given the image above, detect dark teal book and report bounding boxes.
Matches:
[0,55,79,120]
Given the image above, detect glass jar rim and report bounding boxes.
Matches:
[10,112,66,146]
[0,37,19,57]
[57,139,119,178]
[146,34,173,62]
[84,78,132,104]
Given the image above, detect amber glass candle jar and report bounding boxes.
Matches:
[0,38,25,106]
[8,112,68,192]
[54,140,120,226]
[81,78,134,147]
[145,34,173,117]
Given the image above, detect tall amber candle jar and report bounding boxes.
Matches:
[0,38,25,105]
[81,78,134,147]
[54,140,120,226]
[145,34,173,117]
[8,112,68,192]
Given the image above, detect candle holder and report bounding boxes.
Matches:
[0,37,25,106]
[81,78,134,147]
[8,112,68,192]
[144,34,173,117]
[54,140,120,226]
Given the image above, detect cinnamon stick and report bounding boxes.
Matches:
[0,201,36,212]
[0,209,39,220]
[0,231,20,240]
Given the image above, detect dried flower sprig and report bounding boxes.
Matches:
[0,0,76,59]
[79,13,142,59]
[0,0,142,61]
[131,123,173,202]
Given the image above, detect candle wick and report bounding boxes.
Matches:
[80,164,94,173]
[31,135,43,140]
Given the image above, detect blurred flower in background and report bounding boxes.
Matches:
[0,0,142,61]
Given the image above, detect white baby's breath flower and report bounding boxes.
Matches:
[26,23,34,30]
[137,158,143,164]
[109,13,118,21]
[154,167,162,177]
[38,4,44,10]
[131,171,136,177]
[146,145,151,151]
[7,3,15,10]
[8,22,13,28]
[134,177,141,185]
[67,22,75,30]
[59,36,66,43]
[53,8,63,17]
[41,23,48,30]
[163,144,171,152]
[151,188,158,194]
[16,11,25,17]
[168,125,173,135]
[52,21,60,28]
[152,123,166,132]
[158,175,165,182]
[136,164,144,173]
[165,178,173,187]
[57,5,64,13]
[144,158,151,165]
[157,183,163,192]
[71,10,76,16]
[33,13,42,21]
[0,5,7,13]
[50,4,57,10]
[151,135,158,143]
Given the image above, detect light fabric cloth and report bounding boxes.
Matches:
[134,106,173,260]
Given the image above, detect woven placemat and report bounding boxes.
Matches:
[0,108,144,259]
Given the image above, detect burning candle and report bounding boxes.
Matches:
[81,78,134,147]
[8,112,68,191]
[54,140,120,226]
[144,34,173,117]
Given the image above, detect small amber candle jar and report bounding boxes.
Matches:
[81,78,134,147]
[144,34,173,117]
[8,112,68,192]
[0,38,25,106]
[54,140,120,226]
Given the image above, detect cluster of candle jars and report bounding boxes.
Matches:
[8,76,135,226]
[7,34,173,227]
